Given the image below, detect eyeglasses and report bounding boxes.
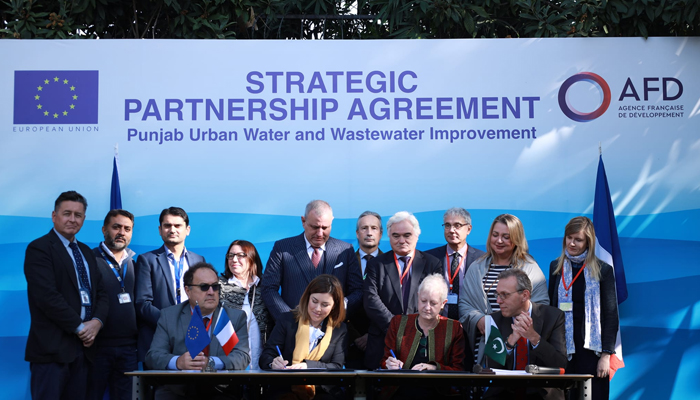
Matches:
[226,252,247,260]
[495,290,523,300]
[442,223,468,230]
[188,283,221,292]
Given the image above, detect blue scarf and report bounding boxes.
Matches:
[558,249,602,359]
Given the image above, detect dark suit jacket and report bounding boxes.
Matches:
[24,229,108,363]
[484,303,568,400]
[362,249,442,369]
[260,312,347,369]
[261,233,362,321]
[425,244,485,289]
[345,249,383,369]
[92,246,138,347]
[145,302,250,370]
[134,245,205,361]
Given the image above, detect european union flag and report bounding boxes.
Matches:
[110,154,122,210]
[13,70,98,124]
[185,304,211,359]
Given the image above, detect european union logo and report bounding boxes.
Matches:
[13,70,98,124]
[185,304,211,359]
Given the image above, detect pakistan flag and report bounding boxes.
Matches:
[484,315,506,365]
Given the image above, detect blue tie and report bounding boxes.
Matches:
[69,242,92,321]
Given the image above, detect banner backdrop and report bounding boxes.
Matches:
[2,38,699,399]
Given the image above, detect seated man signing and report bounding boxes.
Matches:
[484,269,567,400]
[146,262,250,399]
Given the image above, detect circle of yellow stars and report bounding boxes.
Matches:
[34,75,78,119]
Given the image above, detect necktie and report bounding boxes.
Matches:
[515,336,529,370]
[448,253,462,319]
[69,242,92,321]
[202,317,211,356]
[399,256,411,312]
[311,247,322,268]
[362,254,373,278]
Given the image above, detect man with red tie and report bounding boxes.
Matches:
[484,269,567,400]
[146,262,249,399]
[363,211,443,370]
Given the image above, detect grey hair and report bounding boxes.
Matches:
[444,207,472,225]
[356,211,383,233]
[304,200,332,218]
[417,273,448,302]
[387,211,421,237]
[497,268,533,293]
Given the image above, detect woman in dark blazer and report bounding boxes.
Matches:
[260,274,348,399]
[549,216,619,400]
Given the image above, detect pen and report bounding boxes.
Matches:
[390,349,397,359]
[276,345,285,369]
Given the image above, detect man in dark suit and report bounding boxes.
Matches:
[347,211,384,369]
[24,191,108,400]
[484,269,567,400]
[88,209,138,400]
[427,207,485,367]
[135,207,205,362]
[363,211,443,369]
[261,200,362,321]
[146,262,249,399]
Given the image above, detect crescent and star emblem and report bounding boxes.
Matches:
[492,337,505,354]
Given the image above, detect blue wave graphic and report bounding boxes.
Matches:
[3,209,699,399]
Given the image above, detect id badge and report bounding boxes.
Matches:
[118,292,132,304]
[80,289,92,306]
[559,301,573,312]
[447,293,459,305]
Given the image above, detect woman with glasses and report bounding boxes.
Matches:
[260,274,348,399]
[381,274,465,398]
[219,240,271,370]
[458,214,549,369]
[549,217,619,400]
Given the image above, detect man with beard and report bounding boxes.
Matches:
[135,207,205,363]
[88,209,138,400]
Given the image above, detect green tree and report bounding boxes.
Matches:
[2,0,698,39]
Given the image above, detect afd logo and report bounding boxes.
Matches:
[13,70,99,124]
[558,72,611,122]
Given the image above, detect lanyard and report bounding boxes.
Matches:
[445,248,465,290]
[170,252,186,303]
[561,263,586,297]
[393,253,414,285]
[100,249,126,292]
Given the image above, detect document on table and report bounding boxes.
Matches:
[491,368,529,375]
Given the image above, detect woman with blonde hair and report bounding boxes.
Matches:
[549,216,619,400]
[458,214,549,368]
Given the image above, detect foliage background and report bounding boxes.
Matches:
[2,0,699,39]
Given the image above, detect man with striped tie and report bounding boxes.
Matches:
[24,191,108,400]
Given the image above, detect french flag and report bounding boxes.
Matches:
[593,155,627,380]
[213,308,239,355]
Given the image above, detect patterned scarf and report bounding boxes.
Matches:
[558,249,602,359]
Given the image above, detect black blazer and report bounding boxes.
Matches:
[260,312,347,369]
[484,303,567,400]
[548,258,619,352]
[362,249,442,369]
[24,229,108,363]
[425,244,485,286]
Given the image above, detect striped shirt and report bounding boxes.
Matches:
[475,264,511,365]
